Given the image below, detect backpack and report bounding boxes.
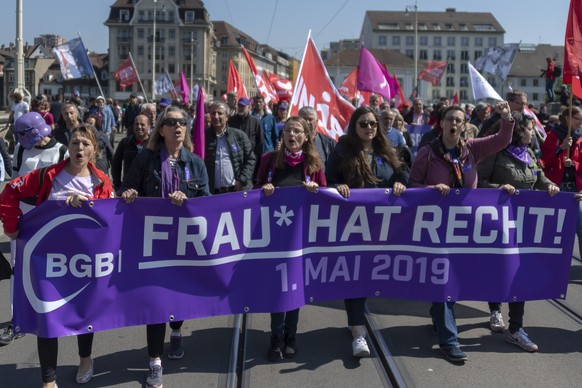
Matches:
[553,64,562,78]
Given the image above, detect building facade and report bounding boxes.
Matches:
[360,8,505,104]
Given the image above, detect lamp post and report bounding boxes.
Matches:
[406,1,418,94]
[190,31,195,101]
[151,0,157,101]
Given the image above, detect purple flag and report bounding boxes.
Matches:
[180,71,190,104]
[357,47,393,101]
[191,85,205,159]
[12,188,577,338]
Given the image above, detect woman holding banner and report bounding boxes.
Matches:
[256,116,326,361]
[325,105,408,358]
[409,102,514,363]
[0,124,113,387]
[478,113,559,352]
[120,105,210,388]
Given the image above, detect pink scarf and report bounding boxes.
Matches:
[284,148,305,167]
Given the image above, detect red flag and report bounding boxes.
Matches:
[261,70,279,103]
[227,60,248,99]
[393,73,408,109]
[418,61,448,87]
[573,76,582,99]
[191,85,205,159]
[268,72,293,101]
[241,45,272,102]
[339,67,359,100]
[564,0,582,84]
[450,91,459,105]
[114,58,139,89]
[289,35,355,140]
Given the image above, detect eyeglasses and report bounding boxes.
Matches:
[444,117,465,124]
[283,129,305,135]
[161,117,187,127]
[510,99,526,107]
[358,120,378,129]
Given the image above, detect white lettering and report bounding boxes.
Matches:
[309,205,339,243]
[144,216,172,257]
[177,217,208,256]
[340,206,371,242]
[413,206,442,243]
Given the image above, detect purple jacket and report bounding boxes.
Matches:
[409,118,514,188]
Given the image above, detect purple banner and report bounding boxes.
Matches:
[13,188,577,338]
[405,124,432,155]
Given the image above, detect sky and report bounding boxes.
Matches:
[0,0,571,59]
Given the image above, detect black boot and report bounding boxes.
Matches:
[284,335,297,358]
[267,334,284,362]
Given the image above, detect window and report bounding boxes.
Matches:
[185,11,194,23]
[420,36,428,45]
[460,90,468,100]
[378,36,387,46]
[432,89,441,100]
[221,62,227,71]
[460,64,468,74]
[8,73,14,82]
[434,37,442,46]
[474,50,482,60]
[446,77,455,87]
[392,36,401,45]
[475,37,483,47]
[405,49,414,58]
[461,37,469,46]
[447,37,456,46]
[168,11,174,21]
[169,46,175,57]
[137,45,144,55]
[460,77,468,87]
[461,50,469,60]
[432,23,441,30]
[221,51,227,58]
[25,73,29,83]
[520,79,527,87]
[533,79,539,87]
[169,29,176,39]
[406,36,414,46]
[120,9,130,21]
[488,37,497,47]
[419,49,428,60]
[445,24,453,30]
[101,70,108,81]
[168,63,175,73]
[138,28,144,39]
[447,63,455,73]
[447,50,456,60]
[138,10,145,21]
[433,50,442,60]
[533,93,539,101]
[405,23,414,30]
[418,23,428,30]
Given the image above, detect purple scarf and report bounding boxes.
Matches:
[506,145,531,165]
[284,148,305,167]
[160,147,180,198]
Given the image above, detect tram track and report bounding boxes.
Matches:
[548,254,582,325]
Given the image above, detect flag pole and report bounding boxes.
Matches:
[165,68,178,99]
[77,32,105,98]
[129,51,149,103]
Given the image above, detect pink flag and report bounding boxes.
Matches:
[564,0,582,84]
[357,47,391,100]
[227,60,248,99]
[180,71,190,104]
[289,34,355,140]
[418,61,448,86]
[241,46,272,102]
[191,85,205,159]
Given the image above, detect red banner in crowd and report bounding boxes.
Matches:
[268,72,293,101]
[261,70,279,103]
[290,34,355,140]
[418,61,448,86]
[564,0,582,84]
[241,45,272,102]
[114,58,139,89]
[227,60,248,99]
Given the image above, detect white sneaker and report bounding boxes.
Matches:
[352,336,370,358]
[489,310,505,332]
[506,328,539,352]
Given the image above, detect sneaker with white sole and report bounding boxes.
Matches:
[352,337,370,358]
[167,334,184,360]
[506,328,538,352]
[489,310,505,332]
[146,365,163,388]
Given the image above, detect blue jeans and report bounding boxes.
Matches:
[430,302,459,347]
[546,78,556,102]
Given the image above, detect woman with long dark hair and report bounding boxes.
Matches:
[325,106,408,357]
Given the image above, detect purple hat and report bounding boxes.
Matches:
[14,112,52,150]
[159,97,172,107]
[237,97,251,106]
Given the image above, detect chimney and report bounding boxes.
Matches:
[446,8,456,13]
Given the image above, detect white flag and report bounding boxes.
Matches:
[155,73,173,96]
[468,61,503,101]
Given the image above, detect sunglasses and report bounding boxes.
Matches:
[358,120,378,129]
[161,117,187,127]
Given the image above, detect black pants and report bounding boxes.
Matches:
[146,320,183,358]
[38,333,94,383]
[344,298,367,326]
[489,302,525,333]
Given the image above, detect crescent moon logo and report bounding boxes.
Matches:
[22,214,102,314]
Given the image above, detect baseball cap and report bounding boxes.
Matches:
[96,95,105,101]
[159,97,172,107]
[14,112,52,150]
[238,97,251,106]
[278,101,289,110]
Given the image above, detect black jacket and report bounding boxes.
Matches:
[111,135,144,192]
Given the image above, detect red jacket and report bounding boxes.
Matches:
[0,159,113,233]
[255,151,327,188]
[540,129,582,189]
[546,59,556,80]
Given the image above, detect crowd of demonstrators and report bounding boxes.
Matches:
[84,114,114,175]
[404,98,430,125]
[297,106,337,167]
[477,113,560,352]
[228,97,263,168]
[409,102,515,362]
[3,90,30,154]
[252,95,278,153]
[326,106,408,358]
[0,124,113,388]
[120,105,210,388]
[255,116,326,361]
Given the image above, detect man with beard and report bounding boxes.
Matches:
[53,103,82,145]
[111,114,151,194]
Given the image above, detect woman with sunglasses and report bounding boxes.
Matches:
[325,106,408,358]
[256,116,326,361]
[120,105,210,388]
[409,102,514,363]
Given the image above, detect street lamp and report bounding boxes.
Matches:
[190,31,195,101]
[405,1,418,94]
[151,0,157,101]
